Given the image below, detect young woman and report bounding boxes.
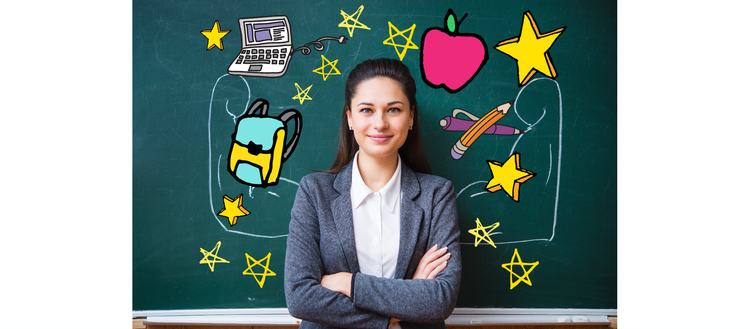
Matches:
[285,58,461,329]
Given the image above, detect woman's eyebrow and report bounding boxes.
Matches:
[356,101,404,107]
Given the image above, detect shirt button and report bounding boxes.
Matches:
[374,239,379,244]
[374,265,379,271]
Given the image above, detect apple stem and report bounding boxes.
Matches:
[445,9,469,33]
[457,13,468,27]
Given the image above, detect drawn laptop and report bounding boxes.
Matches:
[228,16,293,78]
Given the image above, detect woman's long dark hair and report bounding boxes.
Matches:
[325,58,431,174]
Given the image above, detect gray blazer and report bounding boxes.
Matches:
[285,160,461,329]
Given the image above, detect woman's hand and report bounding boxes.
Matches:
[412,245,450,280]
[321,245,449,295]
[320,272,353,297]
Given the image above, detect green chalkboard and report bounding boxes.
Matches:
[133,0,616,312]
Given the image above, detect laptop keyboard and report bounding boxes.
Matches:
[235,48,288,66]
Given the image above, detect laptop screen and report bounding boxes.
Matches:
[241,17,291,47]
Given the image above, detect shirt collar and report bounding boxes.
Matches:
[351,151,402,211]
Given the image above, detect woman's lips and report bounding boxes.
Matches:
[369,134,392,143]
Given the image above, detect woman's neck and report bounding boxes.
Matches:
[356,152,399,192]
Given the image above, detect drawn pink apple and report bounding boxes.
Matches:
[420,9,489,93]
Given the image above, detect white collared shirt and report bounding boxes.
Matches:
[351,151,401,279]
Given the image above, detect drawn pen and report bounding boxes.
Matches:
[440,116,523,135]
[450,100,515,160]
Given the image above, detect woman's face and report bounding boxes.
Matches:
[347,76,414,163]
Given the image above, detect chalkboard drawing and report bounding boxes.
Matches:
[494,11,566,86]
[312,55,341,81]
[485,152,535,202]
[420,9,488,93]
[199,241,230,272]
[383,21,419,61]
[228,16,293,77]
[201,20,230,51]
[455,78,563,246]
[449,100,515,160]
[292,83,313,104]
[208,75,302,239]
[440,108,523,135]
[243,252,276,288]
[501,248,539,290]
[217,194,250,226]
[468,218,499,248]
[339,5,370,37]
[227,98,302,187]
[228,15,348,78]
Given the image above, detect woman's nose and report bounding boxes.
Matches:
[373,113,388,130]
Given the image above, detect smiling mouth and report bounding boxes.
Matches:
[369,135,392,143]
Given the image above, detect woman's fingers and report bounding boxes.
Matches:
[413,245,440,279]
[427,259,448,280]
[423,246,447,264]
[423,252,450,279]
[419,245,448,265]
[413,246,450,280]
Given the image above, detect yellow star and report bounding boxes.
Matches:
[292,83,313,104]
[467,218,499,248]
[243,252,276,288]
[501,248,539,290]
[494,11,565,86]
[339,5,370,37]
[312,55,341,81]
[382,21,419,61]
[485,152,535,202]
[217,194,250,226]
[201,20,231,51]
[199,241,230,272]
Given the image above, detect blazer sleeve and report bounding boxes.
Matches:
[351,179,462,324]
[285,175,390,329]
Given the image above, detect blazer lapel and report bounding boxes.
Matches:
[331,162,360,274]
[395,162,423,279]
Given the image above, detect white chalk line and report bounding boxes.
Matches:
[225,100,238,123]
[217,154,223,193]
[462,238,556,247]
[459,77,563,246]
[470,191,489,198]
[456,181,488,198]
[546,144,552,186]
[509,108,545,155]
[279,177,300,186]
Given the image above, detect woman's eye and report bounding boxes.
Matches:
[388,107,401,113]
[360,108,372,113]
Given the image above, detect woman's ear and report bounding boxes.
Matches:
[345,106,353,128]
